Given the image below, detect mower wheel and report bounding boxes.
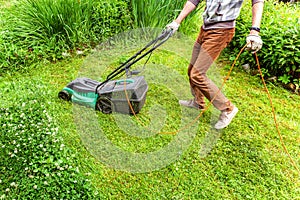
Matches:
[96,96,112,114]
[58,90,71,101]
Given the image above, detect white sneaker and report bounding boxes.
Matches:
[214,106,238,129]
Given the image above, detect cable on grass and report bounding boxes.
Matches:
[123,44,300,175]
[254,53,300,175]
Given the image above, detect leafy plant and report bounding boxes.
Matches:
[90,0,133,42]
[0,78,98,199]
[278,74,292,84]
[226,0,300,85]
[130,0,203,35]
[0,0,133,74]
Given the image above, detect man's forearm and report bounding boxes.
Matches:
[251,2,264,35]
[174,1,197,24]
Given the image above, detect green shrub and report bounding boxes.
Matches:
[0,79,97,199]
[91,0,133,42]
[227,0,300,85]
[130,0,184,28]
[129,0,203,35]
[0,0,133,74]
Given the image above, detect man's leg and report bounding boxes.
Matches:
[186,28,238,129]
[181,42,206,110]
[189,28,235,112]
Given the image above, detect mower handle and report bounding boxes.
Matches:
[95,29,172,93]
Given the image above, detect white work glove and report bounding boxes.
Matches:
[246,35,263,53]
[166,21,180,36]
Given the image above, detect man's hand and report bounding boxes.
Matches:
[166,21,180,36]
[246,34,263,53]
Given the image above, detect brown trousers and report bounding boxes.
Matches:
[188,27,235,111]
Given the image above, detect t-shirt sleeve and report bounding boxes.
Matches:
[188,0,200,7]
[252,0,264,5]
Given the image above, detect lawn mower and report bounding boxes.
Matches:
[58,29,172,114]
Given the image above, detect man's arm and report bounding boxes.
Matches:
[250,1,264,35]
[246,1,264,53]
[174,1,197,24]
[166,1,198,35]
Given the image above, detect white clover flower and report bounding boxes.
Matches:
[25,167,28,171]
[10,182,16,187]
[33,185,37,189]
[5,188,9,192]
[44,181,48,185]
[62,52,70,57]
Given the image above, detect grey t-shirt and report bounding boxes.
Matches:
[188,0,264,29]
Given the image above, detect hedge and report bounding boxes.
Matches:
[227,0,300,87]
[0,0,133,74]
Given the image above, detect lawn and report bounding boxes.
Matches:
[0,30,299,199]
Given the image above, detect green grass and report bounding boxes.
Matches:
[1,34,299,198]
[130,0,202,35]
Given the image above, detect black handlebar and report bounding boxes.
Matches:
[95,29,173,93]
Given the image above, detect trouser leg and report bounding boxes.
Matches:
[188,28,235,111]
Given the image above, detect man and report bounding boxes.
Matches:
[166,0,264,129]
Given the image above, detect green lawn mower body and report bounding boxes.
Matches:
[58,76,148,114]
[58,29,171,114]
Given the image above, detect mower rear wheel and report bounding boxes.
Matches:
[58,90,71,101]
[96,96,112,114]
